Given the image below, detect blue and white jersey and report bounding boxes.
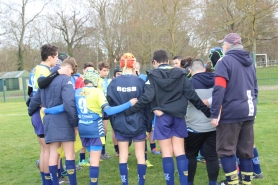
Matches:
[33,64,51,93]
[28,68,35,95]
[75,87,107,138]
[97,77,111,96]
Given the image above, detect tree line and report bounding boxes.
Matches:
[0,0,277,73]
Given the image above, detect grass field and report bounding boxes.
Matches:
[256,66,278,86]
[0,90,277,185]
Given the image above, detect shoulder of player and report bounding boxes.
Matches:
[35,64,50,72]
[110,75,134,81]
[58,75,72,85]
[93,87,104,93]
[34,65,51,78]
[219,54,234,63]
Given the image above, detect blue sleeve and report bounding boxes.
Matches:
[139,74,147,81]
[44,104,65,115]
[28,71,34,87]
[28,89,42,116]
[104,101,132,116]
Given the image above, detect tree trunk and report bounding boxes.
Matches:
[252,0,257,65]
[67,44,74,57]
[17,45,24,70]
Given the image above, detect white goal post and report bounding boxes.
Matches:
[255,54,268,67]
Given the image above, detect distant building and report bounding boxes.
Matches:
[0,70,30,91]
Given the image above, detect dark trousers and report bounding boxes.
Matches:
[216,120,254,158]
[184,131,219,182]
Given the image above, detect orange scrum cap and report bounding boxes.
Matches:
[120,53,136,69]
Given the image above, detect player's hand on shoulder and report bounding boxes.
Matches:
[58,67,70,75]
[153,110,164,116]
[129,98,138,106]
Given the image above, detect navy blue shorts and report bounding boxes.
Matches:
[115,133,146,142]
[153,114,188,140]
[81,137,102,146]
[31,110,44,136]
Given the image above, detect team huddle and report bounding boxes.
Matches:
[27,33,263,185]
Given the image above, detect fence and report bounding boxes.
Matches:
[256,60,278,67]
[256,66,278,103]
[0,66,277,103]
[0,77,28,102]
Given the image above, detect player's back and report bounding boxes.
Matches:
[40,75,72,108]
[108,75,145,106]
[107,75,147,137]
[40,74,77,143]
[75,86,106,138]
[75,87,106,118]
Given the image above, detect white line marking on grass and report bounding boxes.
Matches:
[257,110,278,112]
[0,114,27,116]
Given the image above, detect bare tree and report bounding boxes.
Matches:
[248,0,278,62]
[155,0,193,57]
[194,0,278,59]
[0,0,51,70]
[118,0,195,70]
[48,0,95,57]
[89,0,129,69]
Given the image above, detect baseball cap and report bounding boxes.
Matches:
[218,33,242,45]
[83,69,99,86]
[114,65,122,77]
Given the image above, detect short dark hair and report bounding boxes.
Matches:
[83,62,94,69]
[152,49,169,63]
[98,61,109,70]
[41,44,59,61]
[206,61,214,72]
[173,55,183,60]
[180,56,194,69]
[84,79,91,85]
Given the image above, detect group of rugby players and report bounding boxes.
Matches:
[28,33,263,185]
